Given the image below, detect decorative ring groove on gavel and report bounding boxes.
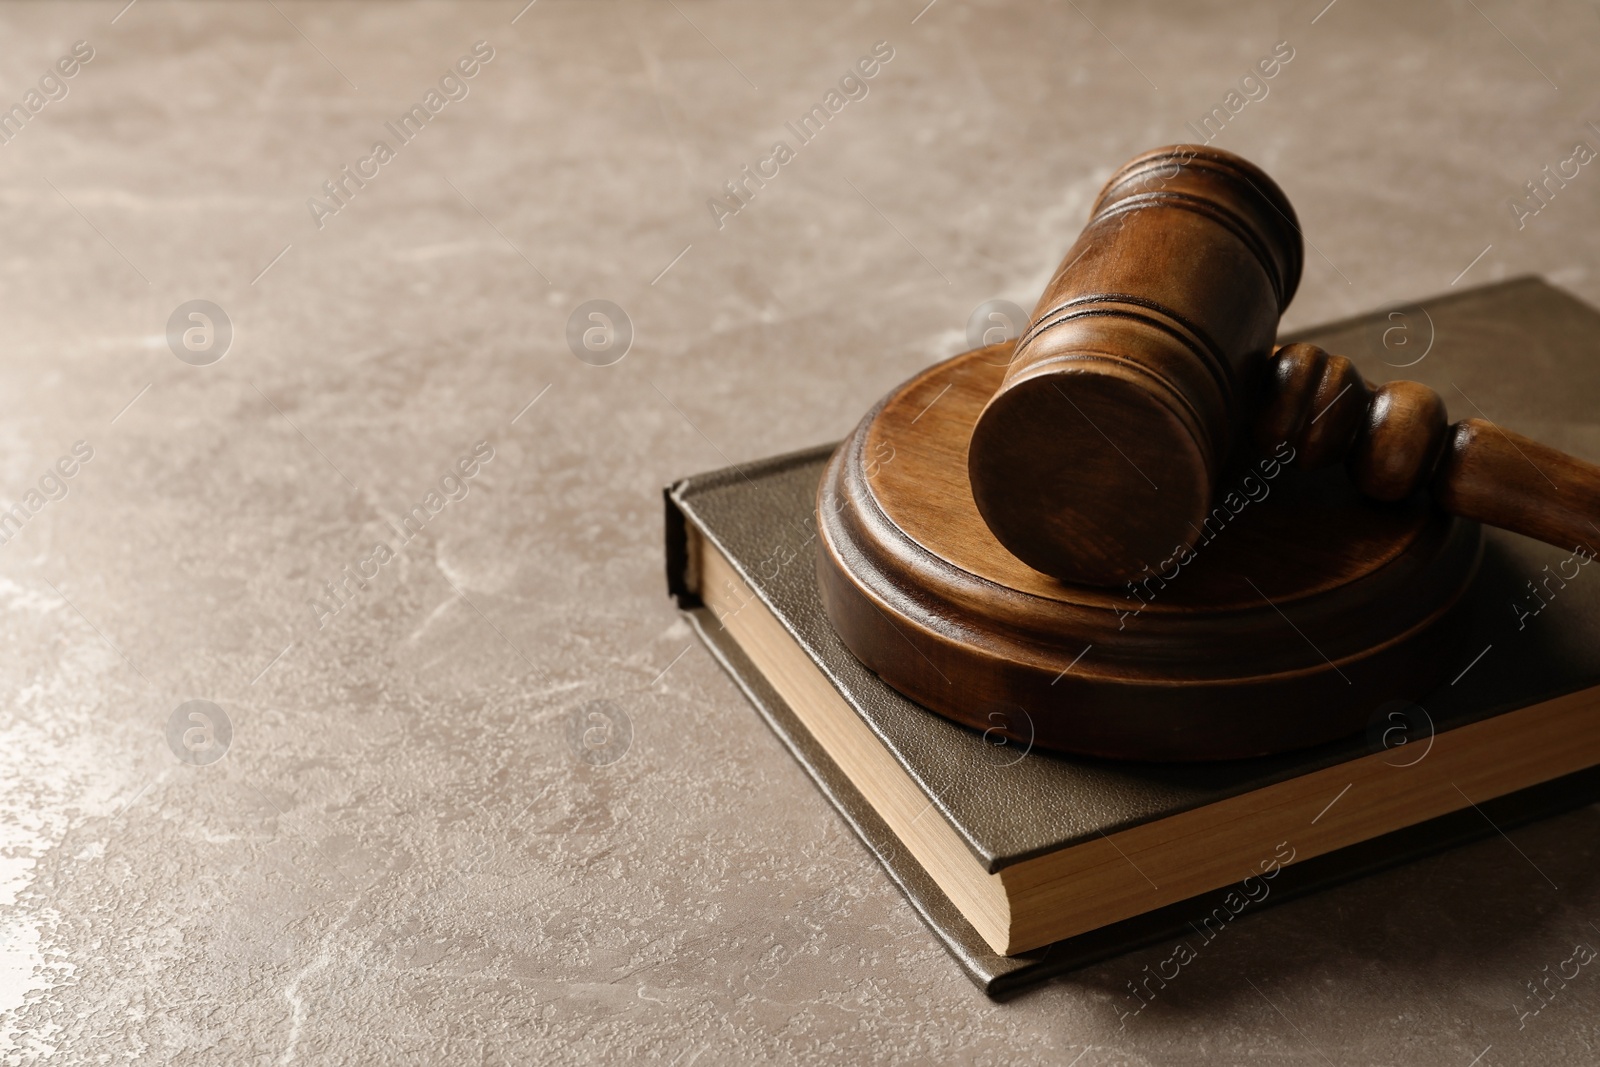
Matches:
[967,144,1600,587]
[1018,294,1237,419]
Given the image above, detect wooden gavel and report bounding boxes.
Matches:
[967,145,1600,587]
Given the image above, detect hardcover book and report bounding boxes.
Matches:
[664,277,1600,996]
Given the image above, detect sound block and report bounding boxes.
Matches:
[816,344,1483,761]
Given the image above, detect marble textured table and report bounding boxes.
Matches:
[4,1,1600,1063]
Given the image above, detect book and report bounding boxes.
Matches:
[663,276,1600,996]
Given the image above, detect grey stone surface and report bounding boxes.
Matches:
[3,0,1600,1063]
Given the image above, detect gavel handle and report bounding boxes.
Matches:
[1435,420,1600,554]
[1258,343,1600,555]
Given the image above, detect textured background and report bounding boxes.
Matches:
[4,0,1600,1063]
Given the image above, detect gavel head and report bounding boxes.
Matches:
[967,145,1304,587]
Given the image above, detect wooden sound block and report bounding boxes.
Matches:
[816,343,1484,761]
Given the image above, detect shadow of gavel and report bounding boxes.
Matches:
[967,145,1600,587]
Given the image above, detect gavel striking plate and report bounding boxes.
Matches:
[817,146,1600,761]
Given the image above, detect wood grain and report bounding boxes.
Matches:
[818,142,1597,760]
[964,144,1600,587]
[1262,343,1600,555]
[817,346,1482,761]
[967,145,1301,587]
[1436,419,1600,556]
